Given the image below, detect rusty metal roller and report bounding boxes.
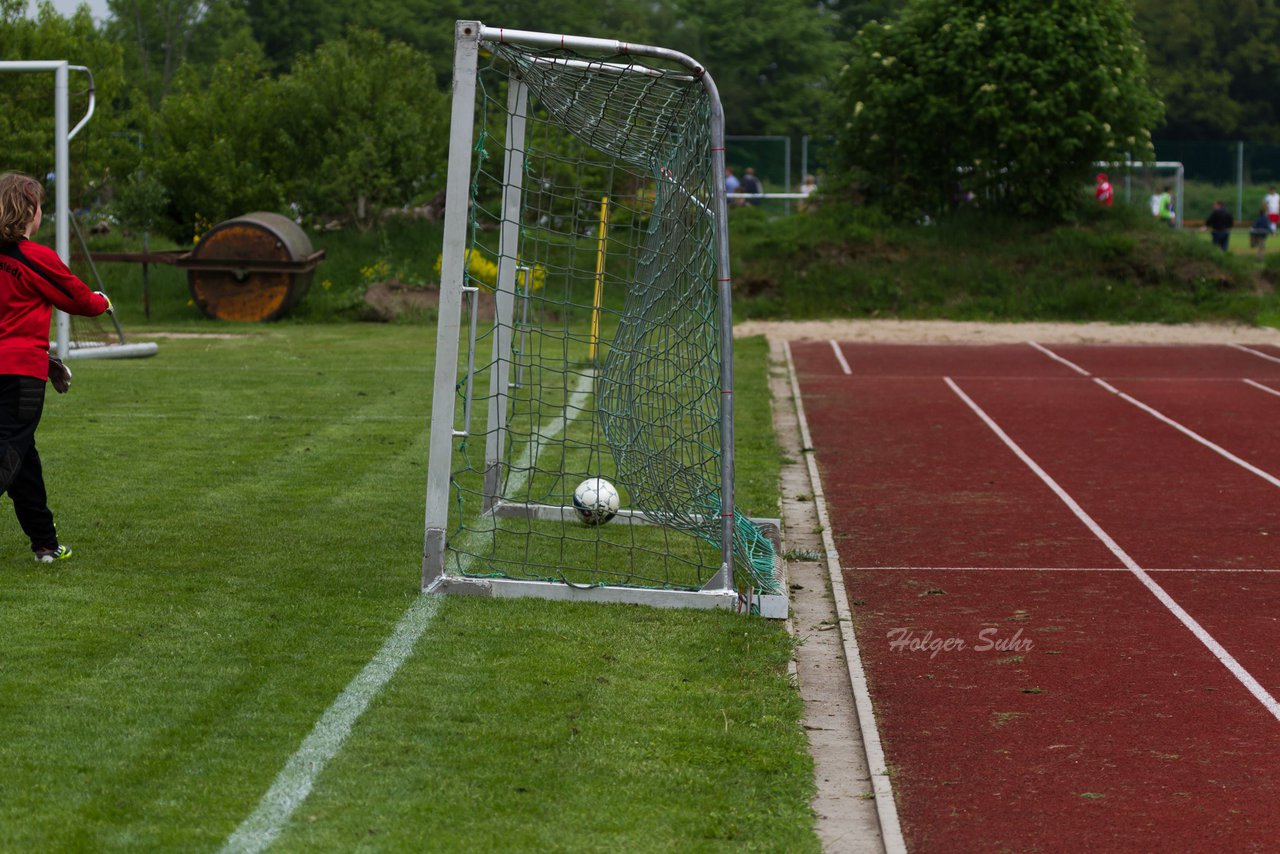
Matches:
[183,212,325,322]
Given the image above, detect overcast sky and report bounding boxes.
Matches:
[30,0,111,22]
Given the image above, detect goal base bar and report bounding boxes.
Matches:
[426,575,787,617]
[490,499,780,531]
[61,342,159,360]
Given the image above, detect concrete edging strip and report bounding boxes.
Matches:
[781,339,907,854]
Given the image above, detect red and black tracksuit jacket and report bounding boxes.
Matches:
[0,238,109,377]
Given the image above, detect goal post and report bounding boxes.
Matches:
[422,21,784,617]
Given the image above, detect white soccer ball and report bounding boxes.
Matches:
[573,477,620,526]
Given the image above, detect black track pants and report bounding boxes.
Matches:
[0,376,57,551]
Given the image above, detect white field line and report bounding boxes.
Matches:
[946,376,1280,723]
[1092,378,1280,491]
[1245,378,1280,398]
[829,339,852,375]
[1026,340,1090,376]
[1232,343,1280,366]
[218,597,440,854]
[220,373,596,854]
[784,341,907,854]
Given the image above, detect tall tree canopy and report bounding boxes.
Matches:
[240,0,837,137]
[0,1,128,204]
[834,0,1163,218]
[104,0,258,109]
[663,0,839,137]
[1134,0,1280,141]
[273,29,447,229]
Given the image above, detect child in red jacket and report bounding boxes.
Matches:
[0,172,111,562]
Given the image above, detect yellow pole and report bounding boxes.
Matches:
[589,195,610,362]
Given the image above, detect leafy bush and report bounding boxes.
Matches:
[274,29,448,230]
[142,29,448,242]
[833,0,1163,220]
[147,55,288,242]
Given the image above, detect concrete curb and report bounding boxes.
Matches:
[770,337,907,854]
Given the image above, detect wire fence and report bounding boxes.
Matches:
[1150,140,1280,222]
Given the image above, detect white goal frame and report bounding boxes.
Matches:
[421,22,784,616]
[0,61,157,360]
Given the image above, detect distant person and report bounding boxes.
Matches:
[1094,173,1113,207]
[1266,186,1280,233]
[1250,205,1272,260]
[1149,191,1161,218]
[1204,200,1234,252]
[724,166,740,201]
[799,174,818,211]
[0,172,112,563]
[739,167,763,206]
[1157,186,1176,228]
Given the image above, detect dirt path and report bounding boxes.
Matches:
[737,318,1280,345]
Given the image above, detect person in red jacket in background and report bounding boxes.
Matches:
[1095,173,1114,207]
[0,172,111,563]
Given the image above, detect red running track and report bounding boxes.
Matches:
[791,339,1280,853]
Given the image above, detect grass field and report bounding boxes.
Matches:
[0,325,816,851]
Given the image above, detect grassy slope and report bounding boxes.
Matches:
[0,327,815,851]
[730,202,1280,328]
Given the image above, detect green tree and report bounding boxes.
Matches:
[105,0,260,111]
[242,0,838,137]
[273,29,448,229]
[0,1,129,209]
[244,0,673,84]
[1135,0,1280,141]
[242,0,344,68]
[145,54,286,241]
[634,0,839,137]
[835,0,1163,218]
[822,0,906,41]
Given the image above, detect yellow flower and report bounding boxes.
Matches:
[433,249,544,292]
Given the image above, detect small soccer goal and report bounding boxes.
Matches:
[421,21,784,616]
[1094,159,1185,227]
[0,60,158,361]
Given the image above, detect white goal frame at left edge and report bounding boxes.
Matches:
[0,61,158,360]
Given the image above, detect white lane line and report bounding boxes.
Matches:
[1030,343,1280,487]
[946,376,1280,724]
[1232,343,1280,366]
[855,565,1280,573]
[1245,378,1280,398]
[221,374,597,854]
[829,340,852,375]
[785,341,906,854]
[1093,378,1280,491]
[1027,341,1091,376]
